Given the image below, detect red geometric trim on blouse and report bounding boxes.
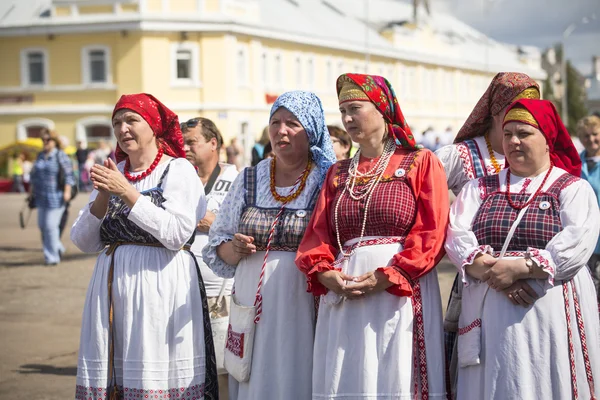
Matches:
[75,383,206,399]
[457,142,475,180]
[225,324,245,358]
[527,247,555,286]
[458,318,481,336]
[463,245,494,268]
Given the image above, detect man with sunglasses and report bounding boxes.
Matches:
[182,116,238,398]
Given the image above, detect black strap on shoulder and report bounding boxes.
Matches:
[204,163,221,195]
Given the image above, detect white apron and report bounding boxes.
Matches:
[313,237,447,400]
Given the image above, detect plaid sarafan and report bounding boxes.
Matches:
[472,173,579,251]
[239,166,320,251]
[332,151,418,245]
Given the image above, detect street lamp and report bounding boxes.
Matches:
[561,13,596,127]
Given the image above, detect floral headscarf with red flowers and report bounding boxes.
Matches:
[112,93,186,163]
[454,72,540,143]
[336,73,419,149]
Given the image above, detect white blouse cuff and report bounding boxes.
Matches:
[461,245,494,287]
[202,236,237,279]
[527,247,555,287]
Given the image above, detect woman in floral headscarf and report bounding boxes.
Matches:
[203,91,336,400]
[296,74,449,399]
[71,93,218,399]
[435,72,540,391]
[446,99,599,399]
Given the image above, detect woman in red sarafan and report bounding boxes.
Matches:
[296,73,449,399]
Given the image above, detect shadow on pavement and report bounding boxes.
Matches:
[0,252,97,268]
[15,364,77,376]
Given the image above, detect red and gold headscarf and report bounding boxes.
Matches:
[454,72,540,143]
[337,73,418,149]
[112,93,186,163]
[503,99,581,176]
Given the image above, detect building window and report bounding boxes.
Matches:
[177,50,192,79]
[295,56,302,85]
[273,53,283,88]
[326,59,333,86]
[306,57,314,88]
[82,46,111,85]
[237,45,249,86]
[86,124,112,143]
[261,51,269,88]
[170,43,200,87]
[21,48,48,86]
[16,118,55,141]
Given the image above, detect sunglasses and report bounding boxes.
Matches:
[41,138,50,143]
[181,118,201,130]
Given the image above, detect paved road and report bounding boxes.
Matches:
[0,193,456,400]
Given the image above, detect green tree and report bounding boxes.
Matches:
[553,43,589,133]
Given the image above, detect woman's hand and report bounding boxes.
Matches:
[91,158,130,197]
[502,280,539,307]
[232,233,256,257]
[317,270,363,299]
[345,270,394,298]
[482,258,529,291]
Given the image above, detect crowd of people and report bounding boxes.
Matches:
[16,70,598,399]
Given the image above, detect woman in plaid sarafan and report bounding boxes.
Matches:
[202,91,336,400]
[446,99,600,399]
[435,72,540,393]
[296,74,449,399]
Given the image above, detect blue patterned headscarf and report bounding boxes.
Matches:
[269,91,336,184]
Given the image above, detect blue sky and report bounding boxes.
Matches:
[429,0,600,75]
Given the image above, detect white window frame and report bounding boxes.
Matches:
[20,48,49,88]
[325,57,334,88]
[305,55,315,89]
[75,116,114,144]
[170,42,201,88]
[272,51,284,90]
[237,44,249,87]
[16,117,54,141]
[261,50,270,89]
[294,53,303,86]
[81,45,112,86]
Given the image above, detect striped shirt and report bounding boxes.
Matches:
[31,149,75,209]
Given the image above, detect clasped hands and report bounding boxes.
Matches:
[317,269,393,300]
[90,158,135,198]
[480,256,539,307]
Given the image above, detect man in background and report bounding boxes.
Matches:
[182,117,239,399]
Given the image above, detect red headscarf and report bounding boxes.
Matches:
[454,72,540,143]
[503,99,582,176]
[112,93,186,163]
[336,73,418,149]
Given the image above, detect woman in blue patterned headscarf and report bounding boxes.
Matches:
[203,91,333,400]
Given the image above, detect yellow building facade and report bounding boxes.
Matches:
[0,0,545,164]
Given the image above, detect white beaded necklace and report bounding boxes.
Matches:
[334,138,395,257]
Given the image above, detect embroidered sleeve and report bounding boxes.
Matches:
[388,151,450,295]
[533,179,600,284]
[445,178,486,286]
[526,248,555,286]
[70,190,105,253]
[435,144,469,196]
[202,171,247,279]
[128,159,205,251]
[295,165,340,295]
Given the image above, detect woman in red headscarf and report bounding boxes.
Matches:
[435,72,540,393]
[296,74,449,399]
[446,99,599,399]
[71,94,218,399]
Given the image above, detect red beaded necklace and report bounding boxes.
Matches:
[506,163,554,210]
[124,147,164,182]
